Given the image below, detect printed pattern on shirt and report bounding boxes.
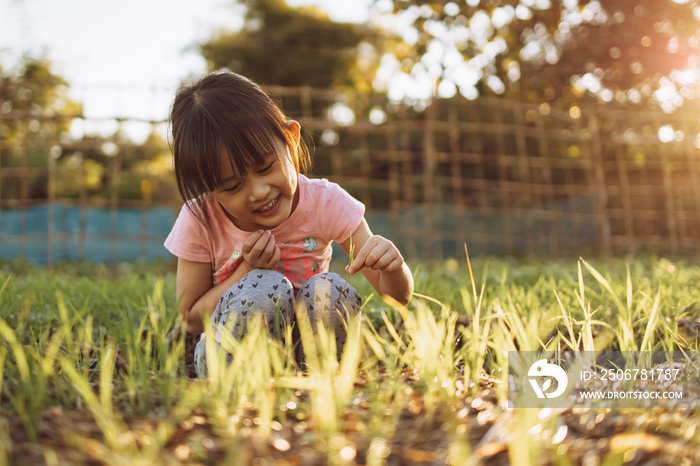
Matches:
[212,237,323,286]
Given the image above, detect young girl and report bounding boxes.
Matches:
[164,72,413,377]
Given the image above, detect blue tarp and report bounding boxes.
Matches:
[0,203,175,264]
[1,195,598,264]
[365,194,598,256]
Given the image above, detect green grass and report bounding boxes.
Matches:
[0,255,699,465]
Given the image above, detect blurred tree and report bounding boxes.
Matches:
[0,57,82,200]
[379,0,700,110]
[200,0,389,94]
[0,57,81,152]
[1,57,175,203]
[57,130,175,202]
[116,130,175,202]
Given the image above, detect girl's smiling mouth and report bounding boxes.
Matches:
[254,195,281,216]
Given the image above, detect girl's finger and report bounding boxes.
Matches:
[370,250,397,271]
[348,245,370,274]
[366,244,391,270]
[268,246,281,268]
[250,230,273,257]
[351,244,380,273]
[262,233,277,257]
[383,256,404,272]
[243,230,264,253]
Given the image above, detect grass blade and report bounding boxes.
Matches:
[580,258,624,311]
[640,292,661,351]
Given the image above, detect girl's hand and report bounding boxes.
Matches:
[241,230,280,271]
[347,235,404,275]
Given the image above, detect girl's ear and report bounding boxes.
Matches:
[286,120,301,144]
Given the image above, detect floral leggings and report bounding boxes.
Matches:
[194,269,362,377]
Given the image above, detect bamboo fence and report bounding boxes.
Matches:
[2,85,700,263]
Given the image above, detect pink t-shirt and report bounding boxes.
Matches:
[164,175,365,290]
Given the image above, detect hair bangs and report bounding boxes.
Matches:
[172,108,224,201]
[217,112,285,181]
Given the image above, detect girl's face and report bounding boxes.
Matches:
[211,135,299,232]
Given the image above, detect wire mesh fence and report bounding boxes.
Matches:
[2,84,699,264]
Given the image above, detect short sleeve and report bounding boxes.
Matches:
[317,182,365,244]
[164,204,213,263]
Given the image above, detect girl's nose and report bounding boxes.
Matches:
[249,177,271,201]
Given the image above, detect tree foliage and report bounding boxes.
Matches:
[0,57,81,199]
[0,57,80,149]
[0,57,174,202]
[380,0,700,110]
[200,0,385,93]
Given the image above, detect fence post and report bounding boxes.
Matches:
[660,146,679,254]
[612,118,635,254]
[47,144,56,265]
[422,102,438,261]
[19,120,29,260]
[513,102,535,255]
[532,104,557,255]
[493,106,514,254]
[682,120,700,252]
[587,112,611,256]
[396,106,417,258]
[386,120,401,256]
[109,125,124,262]
[78,160,87,262]
[447,104,466,257]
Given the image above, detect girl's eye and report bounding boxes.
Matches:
[257,161,275,174]
[224,182,241,193]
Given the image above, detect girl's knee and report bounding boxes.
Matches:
[193,336,234,378]
[322,272,363,314]
[194,339,207,378]
[221,269,294,308]
[303,272,354,292]
[296,273,362,362]
[296,273,362,326]
[235,269,291,291]
[214,268,295,337]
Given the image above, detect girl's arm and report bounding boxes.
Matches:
[339,217,414,306]
[177,229,281,333]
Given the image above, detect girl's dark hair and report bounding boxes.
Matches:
[169,71,311,222]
